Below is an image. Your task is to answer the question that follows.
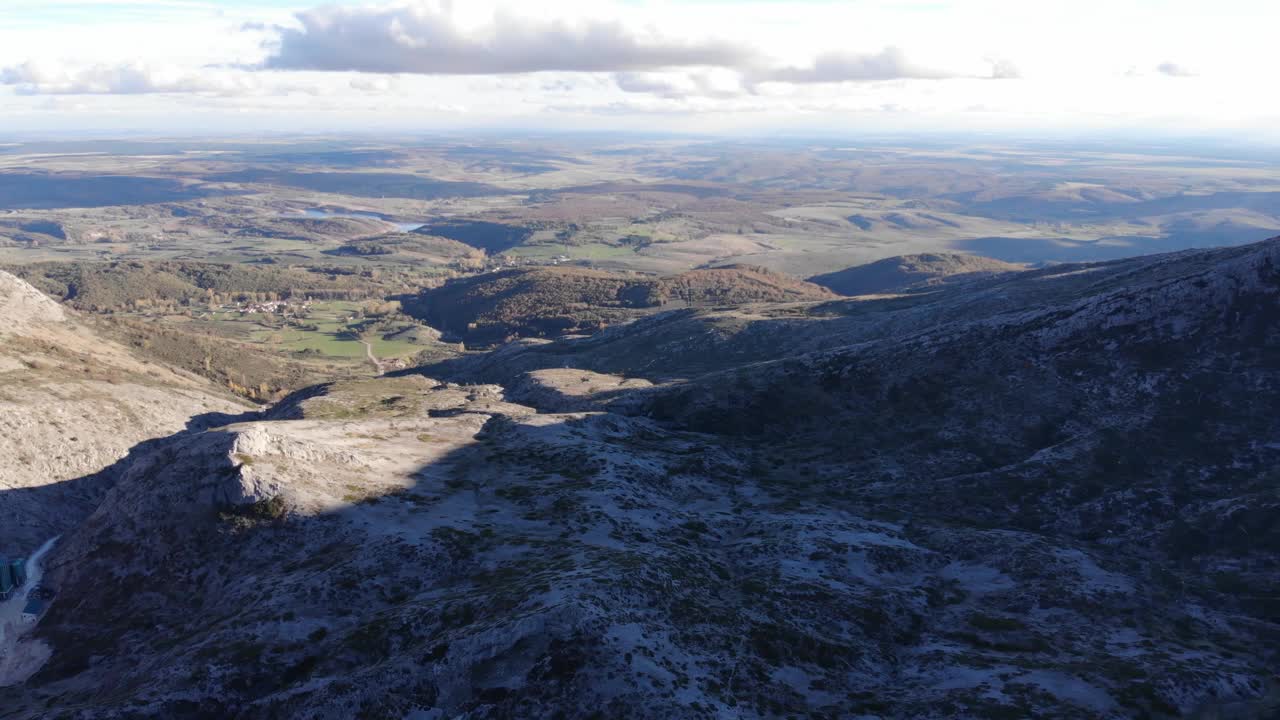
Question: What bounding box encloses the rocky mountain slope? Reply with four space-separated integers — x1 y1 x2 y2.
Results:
809 252 1025 296
404 264 835 346
0 271 249 556
2 238 1278 718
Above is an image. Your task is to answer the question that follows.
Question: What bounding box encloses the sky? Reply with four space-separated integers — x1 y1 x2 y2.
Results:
1 0 1277 139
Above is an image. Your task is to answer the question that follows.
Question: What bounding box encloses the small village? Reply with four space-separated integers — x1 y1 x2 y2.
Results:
224 298 314 316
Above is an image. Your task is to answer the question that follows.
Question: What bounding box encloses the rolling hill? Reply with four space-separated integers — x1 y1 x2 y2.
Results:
405 264 836 345
809 252 1026 296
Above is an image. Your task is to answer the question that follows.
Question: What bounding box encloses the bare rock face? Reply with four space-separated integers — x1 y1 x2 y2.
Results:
0 270 65 331
505 369 654 412
2 239 1279 718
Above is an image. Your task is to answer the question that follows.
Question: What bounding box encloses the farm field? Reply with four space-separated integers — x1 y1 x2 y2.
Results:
132 300 443 369
209 302 424 360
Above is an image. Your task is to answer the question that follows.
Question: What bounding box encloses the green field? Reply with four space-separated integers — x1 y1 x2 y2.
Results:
206 300 428 362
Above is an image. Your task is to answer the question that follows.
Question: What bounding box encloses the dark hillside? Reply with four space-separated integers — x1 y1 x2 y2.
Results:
810 252 1024 295
405 264 834 345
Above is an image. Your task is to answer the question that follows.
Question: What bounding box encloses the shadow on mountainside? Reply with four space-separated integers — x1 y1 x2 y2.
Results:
956 227 1280 264
12 362 1280 718
0 408 260 557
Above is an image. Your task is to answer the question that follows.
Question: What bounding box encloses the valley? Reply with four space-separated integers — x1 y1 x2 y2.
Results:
0 135 1277 719
4 134 1278 397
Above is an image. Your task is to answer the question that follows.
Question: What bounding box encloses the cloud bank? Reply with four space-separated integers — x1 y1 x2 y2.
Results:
260 2 1001 91
0 1 1017 107
0 61 261 95
262 2 754 75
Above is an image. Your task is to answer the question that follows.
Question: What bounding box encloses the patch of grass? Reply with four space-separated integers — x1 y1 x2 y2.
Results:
219 496 289 526
342 484 383 505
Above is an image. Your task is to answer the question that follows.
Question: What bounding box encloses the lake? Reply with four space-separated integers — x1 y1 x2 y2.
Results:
286 209 423 233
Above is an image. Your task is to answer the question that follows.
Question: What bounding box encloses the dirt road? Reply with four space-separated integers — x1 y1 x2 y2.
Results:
360 340 385 375
0 536 57 686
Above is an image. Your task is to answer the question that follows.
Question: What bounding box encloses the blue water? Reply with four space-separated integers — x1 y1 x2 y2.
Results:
287 209 423 233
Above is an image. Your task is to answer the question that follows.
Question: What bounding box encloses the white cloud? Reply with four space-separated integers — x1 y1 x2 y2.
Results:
614 70 745 99
0 60 345 97
0 61 261 95
349 75 398 93
1124 62 1199 79
987 57 1021 80
1156 61 1197 77
752 48 953 84
746 48 1020 86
